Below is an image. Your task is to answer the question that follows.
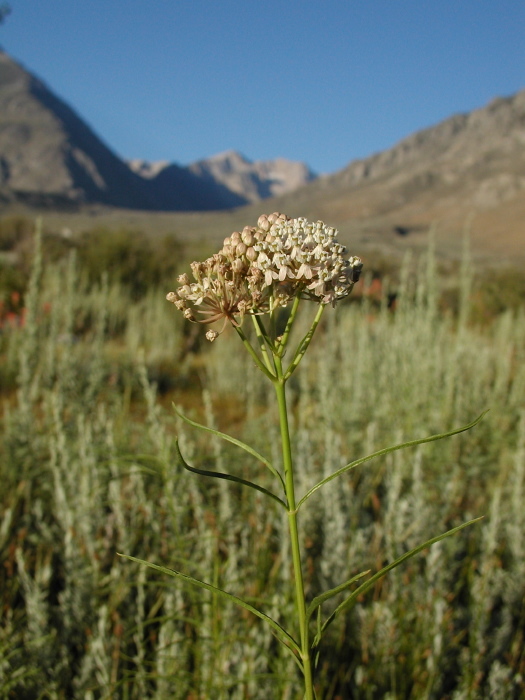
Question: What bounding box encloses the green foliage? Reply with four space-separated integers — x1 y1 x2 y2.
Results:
76 226 184 299
0 231 524 698
0 215 34 251
472 267 525 319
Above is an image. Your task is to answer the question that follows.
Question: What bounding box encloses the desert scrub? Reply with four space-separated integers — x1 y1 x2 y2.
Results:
120 213 486 699
3 220 524 699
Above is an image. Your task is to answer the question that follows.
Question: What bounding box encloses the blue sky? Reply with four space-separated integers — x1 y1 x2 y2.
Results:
1 1 523 174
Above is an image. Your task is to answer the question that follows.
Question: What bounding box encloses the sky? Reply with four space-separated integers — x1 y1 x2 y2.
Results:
1 1 524 174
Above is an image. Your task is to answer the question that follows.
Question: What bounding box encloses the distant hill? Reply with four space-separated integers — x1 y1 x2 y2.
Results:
258 89 525 263
186 150 317 202
0 51 249 210
0 51 315 210
0 49 523 263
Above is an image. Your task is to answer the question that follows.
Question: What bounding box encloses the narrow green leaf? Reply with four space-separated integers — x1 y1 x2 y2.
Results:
298 411 489 509
306 570 371 621
314 516 484 644
175 439 288 509
118 554 301 656
173 404 285 489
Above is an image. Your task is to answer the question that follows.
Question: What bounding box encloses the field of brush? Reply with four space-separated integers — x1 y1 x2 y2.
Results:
0 218 524 699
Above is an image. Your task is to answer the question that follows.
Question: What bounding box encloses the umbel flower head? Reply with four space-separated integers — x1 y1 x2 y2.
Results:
167 212 363 339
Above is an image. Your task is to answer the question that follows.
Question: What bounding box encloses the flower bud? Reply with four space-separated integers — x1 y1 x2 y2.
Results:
183 308 195 321
246 246 257 261
257 215 271 231
223 236 231 246
230 231 241 245
205 330 219 342
241 228 255 246
166 291 178 303
177 273 190 285
236 242 247 256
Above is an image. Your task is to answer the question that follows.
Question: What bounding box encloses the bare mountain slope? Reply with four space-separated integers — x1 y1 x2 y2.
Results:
187 150 317 202
0 51 157 208
0 51 246 210
260 90 525 263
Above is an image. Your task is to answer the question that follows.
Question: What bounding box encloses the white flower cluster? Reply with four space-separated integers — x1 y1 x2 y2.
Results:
167 212 362 338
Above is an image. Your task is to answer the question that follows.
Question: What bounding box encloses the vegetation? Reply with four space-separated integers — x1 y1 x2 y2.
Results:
0 220 524 699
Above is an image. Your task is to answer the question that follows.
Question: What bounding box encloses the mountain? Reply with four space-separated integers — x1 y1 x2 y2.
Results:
257 89 525 263
0 50 256 210
186 150 317 202
0 48 524 263
0 51 315 210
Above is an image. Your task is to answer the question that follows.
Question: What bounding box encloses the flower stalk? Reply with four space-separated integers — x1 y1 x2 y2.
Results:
118 212 484 697
274 362 315 698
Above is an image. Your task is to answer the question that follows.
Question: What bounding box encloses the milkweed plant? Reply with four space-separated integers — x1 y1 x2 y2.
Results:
121 212 484 699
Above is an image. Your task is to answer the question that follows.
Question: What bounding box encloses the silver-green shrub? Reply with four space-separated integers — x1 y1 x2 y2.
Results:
0 225 523 699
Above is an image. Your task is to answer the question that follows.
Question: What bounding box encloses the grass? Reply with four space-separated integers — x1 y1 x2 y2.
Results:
0 225 524 698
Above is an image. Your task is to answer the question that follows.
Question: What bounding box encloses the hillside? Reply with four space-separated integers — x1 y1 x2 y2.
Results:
264 90 525 262
0 47 523 264
0 51 315 210
187 150 316 202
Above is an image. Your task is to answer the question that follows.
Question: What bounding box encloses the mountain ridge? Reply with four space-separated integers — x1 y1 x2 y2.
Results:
0 49 523 264
0 51 315 210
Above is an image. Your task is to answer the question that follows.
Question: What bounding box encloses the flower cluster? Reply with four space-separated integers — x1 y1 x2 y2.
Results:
167 212 362 339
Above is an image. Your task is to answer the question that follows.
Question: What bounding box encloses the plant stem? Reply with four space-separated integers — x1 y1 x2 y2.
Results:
234 325 275 380
274 356 315 700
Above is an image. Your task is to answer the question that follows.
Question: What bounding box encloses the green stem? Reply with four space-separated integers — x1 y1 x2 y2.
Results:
273 356 315 700
284 303 325 380
276 292 301 357
234 324 275 380
251 314 276 375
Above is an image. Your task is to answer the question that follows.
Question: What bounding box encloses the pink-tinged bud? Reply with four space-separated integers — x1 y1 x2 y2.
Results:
205 330 219 342
222 245 233 257
246 246 257 261
230 231 241 245
236 242 247 256
241 229 255 246
257 215 271 231
223 237 231 246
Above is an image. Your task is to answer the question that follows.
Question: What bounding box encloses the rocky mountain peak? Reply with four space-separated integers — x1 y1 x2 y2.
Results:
188 150 317 202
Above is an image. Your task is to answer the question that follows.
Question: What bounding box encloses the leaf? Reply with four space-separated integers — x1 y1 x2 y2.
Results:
118 554 300 656
173 404 285 489
298 411 489 509
175 439 288 509
313 516 484 645
306 570 371 622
